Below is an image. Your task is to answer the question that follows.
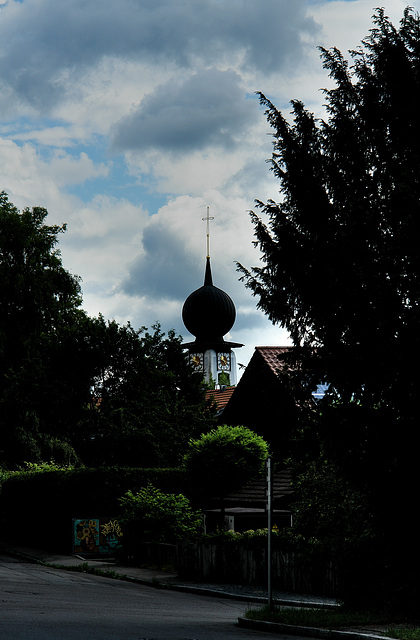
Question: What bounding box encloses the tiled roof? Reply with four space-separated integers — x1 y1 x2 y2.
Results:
205 386 236 412
219 468 293 509
254 346 292 375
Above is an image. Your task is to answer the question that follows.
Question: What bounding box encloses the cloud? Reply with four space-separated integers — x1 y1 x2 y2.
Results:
58 194 150 315
119 192 270 322
10 124 89 148
123 225 199 300
121 196 207 302
308 0 411 55
45 151 109 187
112 69 255 153
2 0 415 379
0 0 317 113
0 138 110 211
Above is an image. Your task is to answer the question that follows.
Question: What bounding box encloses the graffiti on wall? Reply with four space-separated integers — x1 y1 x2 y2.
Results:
72 518 123 555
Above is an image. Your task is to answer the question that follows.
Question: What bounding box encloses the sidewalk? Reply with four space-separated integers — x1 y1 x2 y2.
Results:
1 542 394 639
0 540 337 607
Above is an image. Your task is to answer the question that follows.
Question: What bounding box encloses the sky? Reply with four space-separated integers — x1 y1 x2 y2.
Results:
0 0 417 376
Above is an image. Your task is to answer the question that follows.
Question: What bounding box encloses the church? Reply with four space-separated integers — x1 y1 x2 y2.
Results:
181 209 243 388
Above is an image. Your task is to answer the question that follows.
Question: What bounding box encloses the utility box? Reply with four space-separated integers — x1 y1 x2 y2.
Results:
72 517 123 556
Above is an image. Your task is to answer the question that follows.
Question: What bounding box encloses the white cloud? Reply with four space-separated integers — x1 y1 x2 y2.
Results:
0 138 66 209
308 0 411 53
0 138 109 207
1 0 418 377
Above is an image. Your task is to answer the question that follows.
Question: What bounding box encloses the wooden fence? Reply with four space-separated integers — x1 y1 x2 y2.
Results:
178 543 338 595
135 542 339 597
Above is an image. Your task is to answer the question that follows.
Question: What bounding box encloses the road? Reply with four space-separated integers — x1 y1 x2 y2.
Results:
0 553 311 640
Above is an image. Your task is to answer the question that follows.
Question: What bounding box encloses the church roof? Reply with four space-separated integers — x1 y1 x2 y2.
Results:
182 257 238 345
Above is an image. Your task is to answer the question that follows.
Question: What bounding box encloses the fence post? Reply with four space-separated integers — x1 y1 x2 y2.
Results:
266 456 273 608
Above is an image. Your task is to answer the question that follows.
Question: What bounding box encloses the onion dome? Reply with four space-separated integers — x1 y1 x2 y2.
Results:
182 257 236 344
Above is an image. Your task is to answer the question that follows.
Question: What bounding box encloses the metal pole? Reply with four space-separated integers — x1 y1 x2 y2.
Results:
266 456 273 608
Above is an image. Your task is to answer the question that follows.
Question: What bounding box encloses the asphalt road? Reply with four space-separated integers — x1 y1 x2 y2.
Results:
0 553 310 640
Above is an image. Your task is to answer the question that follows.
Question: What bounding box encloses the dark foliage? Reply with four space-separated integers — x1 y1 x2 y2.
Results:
0 192 213 468
239 8 420 410
238 8 420 612
119 484 203 551
0 466 188 551
183 424 269 506
0 192 86 465
79 320 213 467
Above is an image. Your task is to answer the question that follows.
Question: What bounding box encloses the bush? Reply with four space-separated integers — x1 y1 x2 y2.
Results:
203 527 304 550
183 424 269 504
119 483 203 548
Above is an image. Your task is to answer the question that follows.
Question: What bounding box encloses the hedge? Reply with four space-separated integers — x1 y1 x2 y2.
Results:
0 466 187 552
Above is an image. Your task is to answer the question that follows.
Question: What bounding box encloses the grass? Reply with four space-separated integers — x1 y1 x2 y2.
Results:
388 630 420 640
44 561 125 581
245 605 420 639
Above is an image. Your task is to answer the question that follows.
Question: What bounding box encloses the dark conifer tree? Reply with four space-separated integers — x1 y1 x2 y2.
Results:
239 8 420 611
240 8 420 409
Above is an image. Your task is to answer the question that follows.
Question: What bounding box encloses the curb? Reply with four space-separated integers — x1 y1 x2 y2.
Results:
237 618 394 640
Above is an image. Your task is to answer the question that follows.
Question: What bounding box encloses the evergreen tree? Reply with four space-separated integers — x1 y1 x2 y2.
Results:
239 8 420 410
238 8 420 611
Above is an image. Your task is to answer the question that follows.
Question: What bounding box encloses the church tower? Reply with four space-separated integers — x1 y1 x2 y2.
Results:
182 209 243 386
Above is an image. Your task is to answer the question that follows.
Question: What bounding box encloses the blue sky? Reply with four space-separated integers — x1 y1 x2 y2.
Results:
0 0 416 374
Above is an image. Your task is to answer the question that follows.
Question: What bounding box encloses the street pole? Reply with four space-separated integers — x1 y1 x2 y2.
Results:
266 456 273 609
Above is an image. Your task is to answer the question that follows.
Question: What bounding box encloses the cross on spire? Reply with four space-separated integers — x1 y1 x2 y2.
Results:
202 206 214 258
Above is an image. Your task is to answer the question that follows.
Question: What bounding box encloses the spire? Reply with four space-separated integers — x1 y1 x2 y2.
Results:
204 256 213 286
203 207 214 285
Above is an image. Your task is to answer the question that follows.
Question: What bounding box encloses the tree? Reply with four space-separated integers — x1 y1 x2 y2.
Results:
0 192 213 468
78 320 213 468
238 8 420 610
183 424 269 508
0 192 86 465
239 7 420 409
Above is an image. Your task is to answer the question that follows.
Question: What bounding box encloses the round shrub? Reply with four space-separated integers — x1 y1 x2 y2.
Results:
183 424 269 503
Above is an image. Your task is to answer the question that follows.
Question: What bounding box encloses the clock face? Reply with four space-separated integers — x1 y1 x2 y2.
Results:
217 352 231 370
190 352 204 371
